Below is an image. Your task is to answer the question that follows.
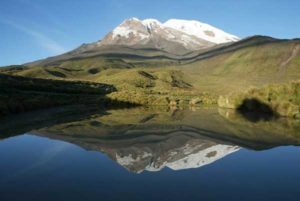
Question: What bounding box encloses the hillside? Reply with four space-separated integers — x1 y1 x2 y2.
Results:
181 36 300 94
1 36 299 106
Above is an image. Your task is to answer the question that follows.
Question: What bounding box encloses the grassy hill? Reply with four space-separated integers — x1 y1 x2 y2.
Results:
180 36 300 94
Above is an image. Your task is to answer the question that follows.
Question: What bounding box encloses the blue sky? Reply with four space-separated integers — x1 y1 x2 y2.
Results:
0 0 299 66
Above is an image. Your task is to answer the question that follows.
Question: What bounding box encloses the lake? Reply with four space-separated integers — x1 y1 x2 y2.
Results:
1 106 300 201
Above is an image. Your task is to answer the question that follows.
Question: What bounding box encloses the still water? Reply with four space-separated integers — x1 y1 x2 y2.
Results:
0 107 300 201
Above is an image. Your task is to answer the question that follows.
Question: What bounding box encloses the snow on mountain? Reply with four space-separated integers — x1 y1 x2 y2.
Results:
141 18 162 29
109 18 149 43
101 17 239 50
164 19 240 44
111 18 163 40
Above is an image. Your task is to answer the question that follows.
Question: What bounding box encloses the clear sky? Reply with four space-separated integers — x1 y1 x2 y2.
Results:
0 0 299 66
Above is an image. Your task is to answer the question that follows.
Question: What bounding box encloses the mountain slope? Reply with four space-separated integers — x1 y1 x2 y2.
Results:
181 36 300 94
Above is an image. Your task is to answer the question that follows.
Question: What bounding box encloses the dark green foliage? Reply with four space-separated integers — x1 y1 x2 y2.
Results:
45 70 67 78
0 74 137 116
0 74 116 95
219 81 300 118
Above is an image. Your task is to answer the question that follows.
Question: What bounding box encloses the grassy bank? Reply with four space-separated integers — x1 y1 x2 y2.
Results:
218 81 300 118
0 74 135 116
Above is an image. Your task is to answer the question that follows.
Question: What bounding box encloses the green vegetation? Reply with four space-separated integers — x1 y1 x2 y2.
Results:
0 74 134 116
96 69 217 105
218 81 300 118
0 73 115 94
181 38 300 95
0 64 216 106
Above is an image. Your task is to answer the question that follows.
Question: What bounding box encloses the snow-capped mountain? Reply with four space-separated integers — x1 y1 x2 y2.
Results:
99 17 239 54
32 17 240 65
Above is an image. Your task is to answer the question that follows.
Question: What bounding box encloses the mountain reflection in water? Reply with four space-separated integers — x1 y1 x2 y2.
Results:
1 106 300 173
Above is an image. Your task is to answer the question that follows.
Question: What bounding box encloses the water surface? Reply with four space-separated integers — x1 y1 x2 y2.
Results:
1 107 300 201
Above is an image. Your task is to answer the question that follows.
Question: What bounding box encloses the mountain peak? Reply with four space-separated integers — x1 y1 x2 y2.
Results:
142 19 162 28
127 17 140 22
96 18 240 55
